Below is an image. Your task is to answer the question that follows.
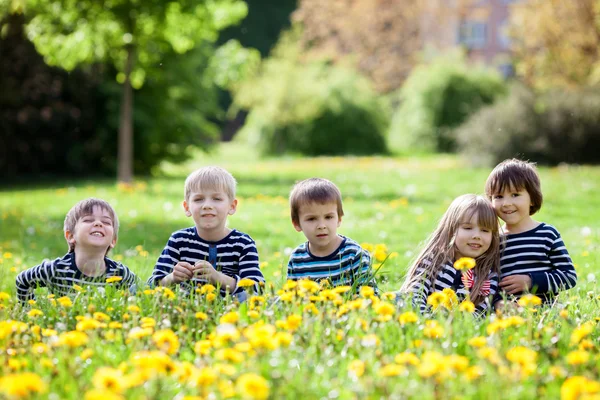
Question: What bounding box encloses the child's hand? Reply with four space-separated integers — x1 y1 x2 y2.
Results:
169 262 195 284
499 274 532 295
193 260 220 283
194 260 237 292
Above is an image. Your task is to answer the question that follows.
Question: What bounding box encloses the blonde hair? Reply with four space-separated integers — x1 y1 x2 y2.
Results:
400 194 501 305
184 166 237 201
289 178 344 226
63 198 119 254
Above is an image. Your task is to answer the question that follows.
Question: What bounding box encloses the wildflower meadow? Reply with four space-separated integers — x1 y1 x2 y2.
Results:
0 145 599 399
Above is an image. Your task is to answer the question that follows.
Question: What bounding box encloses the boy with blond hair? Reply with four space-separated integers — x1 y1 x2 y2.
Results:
287 178 378 293
148 166 264 298
16 198 138 301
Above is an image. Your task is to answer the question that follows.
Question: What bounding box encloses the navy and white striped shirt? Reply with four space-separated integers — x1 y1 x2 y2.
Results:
409 259 499 315
148 227 264 296
15 253 138 302
287 236 379 293
499 222 576 301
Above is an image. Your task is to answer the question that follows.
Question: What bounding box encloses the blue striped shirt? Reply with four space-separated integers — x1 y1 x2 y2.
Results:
287 236 379 293
499 222 576 301
148 227 264 296
408 259 499 315
15 253 138 302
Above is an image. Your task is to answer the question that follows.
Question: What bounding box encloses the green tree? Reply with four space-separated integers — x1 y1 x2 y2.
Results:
23 0 248 183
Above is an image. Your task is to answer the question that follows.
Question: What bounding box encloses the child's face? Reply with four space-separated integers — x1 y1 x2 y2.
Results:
183 186 237 237
293 201 342 256
454 212 492 260
490 185 533 232
65 206 116 252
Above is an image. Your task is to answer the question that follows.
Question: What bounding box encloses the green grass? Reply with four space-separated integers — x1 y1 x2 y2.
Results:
1 143 599 399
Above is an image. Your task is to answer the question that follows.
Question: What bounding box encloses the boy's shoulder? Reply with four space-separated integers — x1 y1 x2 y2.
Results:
339 236 368 255
225 229 256 245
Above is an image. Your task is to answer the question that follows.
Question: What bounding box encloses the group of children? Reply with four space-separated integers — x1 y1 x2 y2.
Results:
16 158 577 314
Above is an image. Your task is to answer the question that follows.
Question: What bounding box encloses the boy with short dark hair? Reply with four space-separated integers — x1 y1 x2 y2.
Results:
16 198 138 302
287 178 378 292
148 166 265 298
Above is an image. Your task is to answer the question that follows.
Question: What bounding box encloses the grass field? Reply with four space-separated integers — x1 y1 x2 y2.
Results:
0 144 599 398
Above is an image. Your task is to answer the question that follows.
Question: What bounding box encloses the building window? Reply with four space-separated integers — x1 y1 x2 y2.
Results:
458 21 487 49
497 22 511 49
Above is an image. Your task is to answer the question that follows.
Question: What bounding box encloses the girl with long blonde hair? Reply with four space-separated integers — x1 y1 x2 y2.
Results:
400 194 501 314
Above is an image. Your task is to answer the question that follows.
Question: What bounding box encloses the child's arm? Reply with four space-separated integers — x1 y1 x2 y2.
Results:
229 239 264 296
408 265 433 314
147 235 193 287
15 259 56 302
528 229 577 295
352 249 379 295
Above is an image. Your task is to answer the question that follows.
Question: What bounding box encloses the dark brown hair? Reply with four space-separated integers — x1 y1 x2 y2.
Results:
485 158 543 215
289 178 344 225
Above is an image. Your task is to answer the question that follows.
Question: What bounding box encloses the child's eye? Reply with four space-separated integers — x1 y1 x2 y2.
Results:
307 217 316 221
214 197 222 201
325 216 333 220
482 229 490 233
493 195 502 199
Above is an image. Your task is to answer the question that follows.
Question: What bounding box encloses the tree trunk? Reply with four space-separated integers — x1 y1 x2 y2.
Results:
117 44 135 184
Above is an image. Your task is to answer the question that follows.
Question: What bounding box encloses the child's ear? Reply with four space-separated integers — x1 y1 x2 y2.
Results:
182 200 192 217
292 220 302 232
64 230 76 245
228 199 238 215
337 216 343 227
109 236 117 249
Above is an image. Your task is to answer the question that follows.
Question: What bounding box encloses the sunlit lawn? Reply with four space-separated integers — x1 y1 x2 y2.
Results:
0 143 599 399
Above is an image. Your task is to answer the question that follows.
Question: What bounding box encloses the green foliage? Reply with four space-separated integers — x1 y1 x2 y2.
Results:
457 84 600 166
233 31 389 156
389 51 508 154
97 45 224 175
24 0 248 88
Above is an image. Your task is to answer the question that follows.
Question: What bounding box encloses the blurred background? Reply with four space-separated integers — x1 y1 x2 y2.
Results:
1 0 600 183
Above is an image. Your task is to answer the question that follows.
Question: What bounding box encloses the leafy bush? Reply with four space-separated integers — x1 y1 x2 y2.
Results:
232 31 389 156
389 51 507 154
457 84 600 166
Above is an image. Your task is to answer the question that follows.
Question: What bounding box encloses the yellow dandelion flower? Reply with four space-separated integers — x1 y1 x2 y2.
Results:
379 364 406 377
195 312 208 320
80 349 94 360
441 288 458 309
423 320 444 338
517 294 542 307
92 367 125 393
215 348 245 363
57 331 89 348
140 317 156 328
27 309 43 318
0 372 47 397
237 278 256 288
106 276 123 283
570 322 594 346
0 292 10 301
153 329 180 355
464 365 483 381
127 327 153 340
191 368 218 387
359 286 375 298
566 350 590 366
57 296 73 307
236 373 270 400
398 311 418 325
459 300 475 313
31 342 50 355
348 360 365 377
454 257 476 271
195 340 212 356
427 292 447 311
374 302 395 318
561 376 600 400
467 336 487 348
394 352 420 366
220 312 240 325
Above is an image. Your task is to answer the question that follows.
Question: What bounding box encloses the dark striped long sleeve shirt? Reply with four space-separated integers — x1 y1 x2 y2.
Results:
409 259 499 315
499 222 577 302
147 227 264 296
15 253 138 302
287 236 379 294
